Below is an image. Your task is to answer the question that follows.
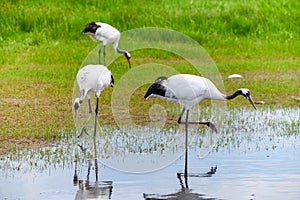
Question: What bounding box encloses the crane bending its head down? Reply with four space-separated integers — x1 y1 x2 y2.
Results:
144 74 256 132
82 22 131 68
74 65 114 137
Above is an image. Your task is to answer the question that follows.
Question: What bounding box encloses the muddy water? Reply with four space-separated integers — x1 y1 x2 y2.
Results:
0 107 299 200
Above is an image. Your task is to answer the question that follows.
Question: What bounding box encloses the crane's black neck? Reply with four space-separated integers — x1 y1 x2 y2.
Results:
225 90 244 100
117 48 130 58
110 75 114 87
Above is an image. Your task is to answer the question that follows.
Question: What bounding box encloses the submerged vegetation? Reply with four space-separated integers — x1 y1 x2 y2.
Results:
1 107 299 172
0 0 299 153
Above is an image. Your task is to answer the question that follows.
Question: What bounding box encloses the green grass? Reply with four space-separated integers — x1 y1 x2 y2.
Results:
0 0 299 152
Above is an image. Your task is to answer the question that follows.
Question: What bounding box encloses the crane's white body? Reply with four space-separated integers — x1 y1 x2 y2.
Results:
76 64 112 101
146 74 227 109
165 74 225 108
86 22 121 51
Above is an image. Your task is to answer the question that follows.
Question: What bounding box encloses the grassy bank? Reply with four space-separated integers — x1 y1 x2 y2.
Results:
0 0 299 153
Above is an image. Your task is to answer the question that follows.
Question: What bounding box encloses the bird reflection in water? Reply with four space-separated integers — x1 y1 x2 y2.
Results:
143 166 217 200
73 138 113 200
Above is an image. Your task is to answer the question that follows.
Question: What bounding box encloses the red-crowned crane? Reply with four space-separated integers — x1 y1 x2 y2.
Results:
82 22 131 68
144 74 256 175
74 64 114 137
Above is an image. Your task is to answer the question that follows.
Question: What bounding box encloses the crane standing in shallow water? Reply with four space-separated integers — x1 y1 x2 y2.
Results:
82 22 131 68
144 74 256 175
74 64 114 137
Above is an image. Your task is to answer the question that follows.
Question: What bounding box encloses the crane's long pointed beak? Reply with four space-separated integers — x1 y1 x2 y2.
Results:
127 58 131 68
247 96 257 110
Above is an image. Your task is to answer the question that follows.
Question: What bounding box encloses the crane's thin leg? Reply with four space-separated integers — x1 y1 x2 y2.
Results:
184 109 189 180
78 98 93 138
86 158 91 185
187 121 217 133
95 158 99 182
94 97 99 137
103 46 106 66
177 108 217 133
98 45 104 64
93 137 98 181
177 107 186 124
176 107 189 188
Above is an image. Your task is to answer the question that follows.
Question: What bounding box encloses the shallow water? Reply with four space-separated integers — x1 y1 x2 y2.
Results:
0 107 299 200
